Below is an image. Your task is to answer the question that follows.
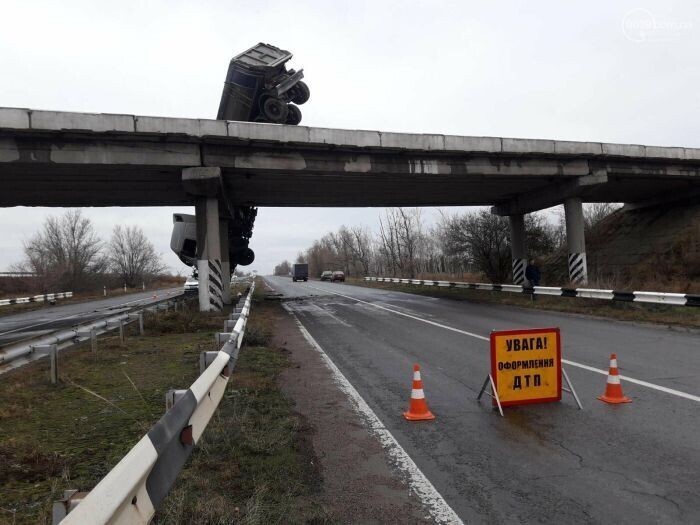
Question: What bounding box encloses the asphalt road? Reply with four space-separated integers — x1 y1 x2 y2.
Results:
0 287 182 348
263 276 700 524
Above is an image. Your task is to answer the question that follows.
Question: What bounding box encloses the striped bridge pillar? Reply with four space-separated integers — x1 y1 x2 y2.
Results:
568 252 588 285
508 214 527 285
512 258 527 285
195 197 224 312
564 197 588 285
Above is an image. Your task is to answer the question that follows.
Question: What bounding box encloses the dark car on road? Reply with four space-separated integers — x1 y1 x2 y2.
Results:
331 271 345 283
320 271 333 281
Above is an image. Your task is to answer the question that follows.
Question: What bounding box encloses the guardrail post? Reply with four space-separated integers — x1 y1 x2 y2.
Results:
52 489 88 524
91 328 97 353
138 312 144 335
216 332 231 347
224 319 237 332
119 321 125 344
165 389 188 412
199 351 221 374
50 344 58 384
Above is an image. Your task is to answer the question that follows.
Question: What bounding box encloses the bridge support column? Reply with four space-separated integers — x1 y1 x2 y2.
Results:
508 214 527 285
564 197 588 285
219 218 232 305
195 197 224 312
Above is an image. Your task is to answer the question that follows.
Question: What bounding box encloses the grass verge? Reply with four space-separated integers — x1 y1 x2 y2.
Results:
348 278 700 328
153 299 330 524
0 294 328 524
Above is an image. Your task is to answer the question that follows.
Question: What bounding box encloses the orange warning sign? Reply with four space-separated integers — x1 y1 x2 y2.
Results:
490 327 561 406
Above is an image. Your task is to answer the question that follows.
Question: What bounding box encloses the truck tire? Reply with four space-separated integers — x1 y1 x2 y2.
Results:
291 81 310 104
286 104 302 125
262 97 288 123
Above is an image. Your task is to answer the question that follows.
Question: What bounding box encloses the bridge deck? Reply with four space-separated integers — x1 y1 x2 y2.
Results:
0 107 698 208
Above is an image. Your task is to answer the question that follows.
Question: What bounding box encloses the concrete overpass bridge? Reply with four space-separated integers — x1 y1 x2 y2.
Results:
1 107 698 308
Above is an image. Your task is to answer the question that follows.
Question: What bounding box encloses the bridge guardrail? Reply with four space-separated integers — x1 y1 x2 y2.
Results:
364 277 700 307
0 292 184 368
54 282 255 524
0 291 73 306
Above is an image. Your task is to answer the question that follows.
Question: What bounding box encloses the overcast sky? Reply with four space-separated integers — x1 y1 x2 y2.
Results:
0 1 698 275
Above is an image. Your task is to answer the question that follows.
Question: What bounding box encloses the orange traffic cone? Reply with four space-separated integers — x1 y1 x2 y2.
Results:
598 353 632 404
403 364 435 421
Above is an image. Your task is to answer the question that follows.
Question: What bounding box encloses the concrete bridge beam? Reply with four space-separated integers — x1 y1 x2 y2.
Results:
508 215 527 285
564 197 588 285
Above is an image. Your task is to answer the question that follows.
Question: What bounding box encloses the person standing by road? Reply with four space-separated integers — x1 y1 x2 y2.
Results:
525 259 541 300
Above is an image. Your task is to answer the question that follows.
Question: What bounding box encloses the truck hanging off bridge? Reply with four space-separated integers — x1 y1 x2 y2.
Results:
171 43 310 279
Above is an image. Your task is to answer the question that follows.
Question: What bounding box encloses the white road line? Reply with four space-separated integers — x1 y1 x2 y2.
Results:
307 284 700 404
306 284 489 341
560 359 700 403
284 304 463 525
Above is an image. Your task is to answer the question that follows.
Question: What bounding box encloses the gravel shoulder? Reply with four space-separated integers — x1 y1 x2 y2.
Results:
271 300 430 524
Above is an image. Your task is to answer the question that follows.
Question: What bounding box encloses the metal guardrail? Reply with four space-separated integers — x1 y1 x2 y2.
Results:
0 293 184 368
54 282 255 524
364 277 700 307
0 291 73 306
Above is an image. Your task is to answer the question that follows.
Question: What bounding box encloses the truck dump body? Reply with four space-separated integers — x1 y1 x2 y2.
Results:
217 42 310 125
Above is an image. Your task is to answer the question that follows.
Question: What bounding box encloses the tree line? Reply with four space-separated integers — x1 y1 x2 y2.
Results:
11 209 167 292
276 205 618 283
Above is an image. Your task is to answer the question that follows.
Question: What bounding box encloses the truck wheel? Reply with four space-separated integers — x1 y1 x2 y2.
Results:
286 104 302 125
291 81 310 104
262 97 288 123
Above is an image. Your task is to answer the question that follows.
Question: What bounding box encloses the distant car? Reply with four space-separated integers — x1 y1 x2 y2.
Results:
184 276 199 294
331 271 345 283
320 271 333 281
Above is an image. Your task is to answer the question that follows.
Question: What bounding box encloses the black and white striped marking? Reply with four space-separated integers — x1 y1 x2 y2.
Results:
512 258 526 285
568 252 587 285
0 291 72 307
207 259 224 310
365 277 699 307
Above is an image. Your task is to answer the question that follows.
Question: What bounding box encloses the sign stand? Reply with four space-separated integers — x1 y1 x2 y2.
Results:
561 367 583 410
477 374 504 417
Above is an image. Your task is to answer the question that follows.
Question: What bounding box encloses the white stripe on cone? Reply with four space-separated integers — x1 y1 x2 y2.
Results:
607 375 621 385
411 389 425 399
610 359 618 367
413 371 421 380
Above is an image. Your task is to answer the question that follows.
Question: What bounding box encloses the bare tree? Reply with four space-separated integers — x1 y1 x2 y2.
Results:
584 203 621 233
377 208 424 277
441 210 511 282
273 260 292 276
107 225 166 287
19 209 104 291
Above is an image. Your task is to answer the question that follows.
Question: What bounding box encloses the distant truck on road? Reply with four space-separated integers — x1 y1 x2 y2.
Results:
292 263 309 282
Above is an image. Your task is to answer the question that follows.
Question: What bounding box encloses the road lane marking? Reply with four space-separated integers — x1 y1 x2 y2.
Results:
559 359 700 403
284 304 464 525
307 284 700 404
